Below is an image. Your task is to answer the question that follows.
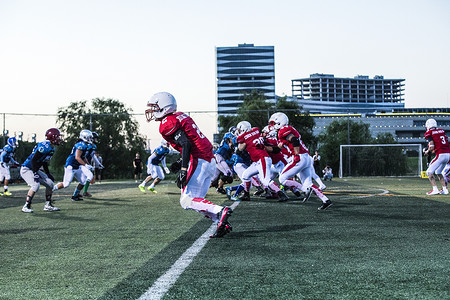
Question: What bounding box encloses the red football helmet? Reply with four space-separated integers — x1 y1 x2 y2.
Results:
45 128 63 145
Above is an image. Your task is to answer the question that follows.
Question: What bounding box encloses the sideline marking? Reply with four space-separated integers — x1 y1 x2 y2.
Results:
137 201 240 300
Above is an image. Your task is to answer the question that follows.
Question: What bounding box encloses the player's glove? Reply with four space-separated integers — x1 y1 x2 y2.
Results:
0 162 5 168
33 172 40 183
169 159 182 173
293 154 300 164
164 167 170 174
176 169 187 189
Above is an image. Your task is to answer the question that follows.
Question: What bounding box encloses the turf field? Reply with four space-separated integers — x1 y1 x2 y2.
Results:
0 177 449 299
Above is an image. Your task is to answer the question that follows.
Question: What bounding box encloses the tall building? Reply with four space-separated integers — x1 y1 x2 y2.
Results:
292 73 405 113
216 44 275 115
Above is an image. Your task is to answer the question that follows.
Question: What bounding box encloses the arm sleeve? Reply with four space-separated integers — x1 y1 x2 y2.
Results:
172 129 192 169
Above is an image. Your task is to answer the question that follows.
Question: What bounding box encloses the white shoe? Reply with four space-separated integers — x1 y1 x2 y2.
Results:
44 204 60 211
22 205 33 213
319 185 327 190
439 188 449 195
426 190 440 195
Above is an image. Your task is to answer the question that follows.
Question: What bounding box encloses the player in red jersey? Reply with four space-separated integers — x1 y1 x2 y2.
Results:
270 112 332 210
423 118 450 195
235 121 288 201
146 92 232 238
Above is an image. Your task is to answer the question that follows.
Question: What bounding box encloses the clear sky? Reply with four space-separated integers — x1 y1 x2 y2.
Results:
1 0 449 144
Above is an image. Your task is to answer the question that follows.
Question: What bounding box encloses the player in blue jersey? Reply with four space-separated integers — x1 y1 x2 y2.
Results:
211 132 234 194
138 139 171 193
0 137 20 196
82 132 103 197
20 128 63 213
53 129 94 201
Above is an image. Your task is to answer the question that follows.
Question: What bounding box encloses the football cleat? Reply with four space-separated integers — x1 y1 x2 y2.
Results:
293 189 302 198
22 204 33 213
71 195 83 201
277 190 289 202
216 187 226 195
44 203 60 211
302 188 313 203
148 187 157 193
318 200 333 211
210 207 233 238
82 192 92 197
139 186 145 193
253 186 265 196
319 185 327 190
225 187 232 200
239 191 250 201
439 188 449 195
426 190 440 195
3 191 12 196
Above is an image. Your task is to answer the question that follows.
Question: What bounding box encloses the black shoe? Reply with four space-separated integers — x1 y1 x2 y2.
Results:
239 191 250 201
318 200 333 210
302 188 313 203
216 187 226 195
71 195 84 201
211 207 233 238
293 189 302 198
253 187 265 196
277 190 289 202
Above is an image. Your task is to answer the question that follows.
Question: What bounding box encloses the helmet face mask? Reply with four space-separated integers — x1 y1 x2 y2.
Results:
262 125 276 138
425 118 437 131
269 112 289 130
146 92 177 121
45 128 63 145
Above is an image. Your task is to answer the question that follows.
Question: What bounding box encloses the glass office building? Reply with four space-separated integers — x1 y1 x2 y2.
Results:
216 44 275 115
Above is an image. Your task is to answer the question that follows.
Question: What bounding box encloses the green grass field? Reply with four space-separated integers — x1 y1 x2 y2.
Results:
1 177 449 299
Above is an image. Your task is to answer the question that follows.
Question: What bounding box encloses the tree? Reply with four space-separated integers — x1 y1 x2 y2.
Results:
217 92 315 148
318 119 373 174
53 98 146 179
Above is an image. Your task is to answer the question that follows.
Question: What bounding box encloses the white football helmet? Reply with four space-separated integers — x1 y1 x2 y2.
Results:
79 129 93 143
161 139 169 147
236 121 252 135
146 92 177 121
261 125 276 139
425 118 437 130
269 112 289 130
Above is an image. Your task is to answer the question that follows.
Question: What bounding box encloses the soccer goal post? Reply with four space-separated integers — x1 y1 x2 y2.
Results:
339 144 423 178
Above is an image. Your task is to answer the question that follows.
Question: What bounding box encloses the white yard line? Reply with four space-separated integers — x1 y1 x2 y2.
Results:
137 201 240 300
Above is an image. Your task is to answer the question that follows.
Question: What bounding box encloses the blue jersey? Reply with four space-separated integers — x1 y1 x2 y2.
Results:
150 146 170 165
216 141 233 161
22 141 55 170
0 145 16 164
65 141 89 169
86 143 97 161
230 150 252 167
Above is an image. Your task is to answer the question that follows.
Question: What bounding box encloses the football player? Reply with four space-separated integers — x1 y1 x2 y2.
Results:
423 118 450 195
138 139 171 193
0 137 20 196
20 128 63 213
146 92 232 238
270 112 332 210
53 129 94 201
82 132 103 197
211 132 234 194
234 121 288 202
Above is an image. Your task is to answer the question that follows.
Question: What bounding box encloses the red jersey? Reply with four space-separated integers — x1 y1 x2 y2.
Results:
264 137 287 165
159 112 214 161
236 127 269 162
425 128 450 155
277 125 309 155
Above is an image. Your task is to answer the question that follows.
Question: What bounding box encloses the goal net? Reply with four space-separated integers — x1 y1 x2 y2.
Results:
339 144 423 178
